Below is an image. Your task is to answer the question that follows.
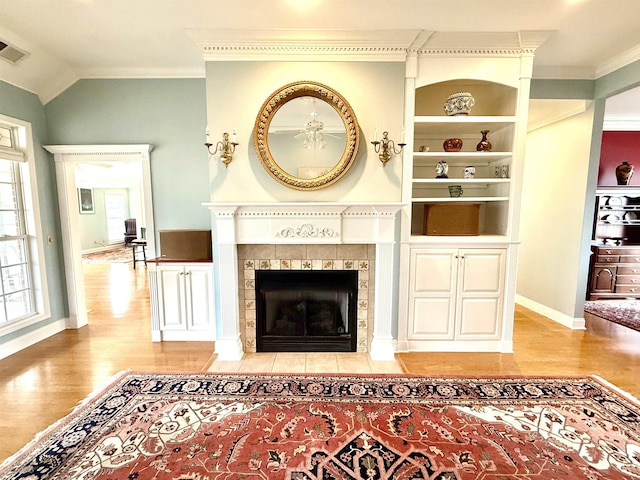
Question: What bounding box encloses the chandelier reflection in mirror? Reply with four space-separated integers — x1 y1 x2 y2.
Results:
303 114 326 150
297 98 344 150
205 130 238 168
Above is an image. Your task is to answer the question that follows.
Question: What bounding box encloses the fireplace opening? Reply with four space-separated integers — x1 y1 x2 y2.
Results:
256 270 358 352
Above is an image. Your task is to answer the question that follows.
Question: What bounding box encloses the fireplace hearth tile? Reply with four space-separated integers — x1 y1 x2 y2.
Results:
336 353 373 373
305 354 338 373
311 259 323 270
323 260 333 270
272 353 307 372
240 353 276 372
291 259 302 270
333 259 344 270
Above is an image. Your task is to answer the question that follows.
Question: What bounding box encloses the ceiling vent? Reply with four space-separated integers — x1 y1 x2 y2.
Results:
0 40 29 65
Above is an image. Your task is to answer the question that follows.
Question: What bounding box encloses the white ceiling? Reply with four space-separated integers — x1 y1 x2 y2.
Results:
1 0 640 105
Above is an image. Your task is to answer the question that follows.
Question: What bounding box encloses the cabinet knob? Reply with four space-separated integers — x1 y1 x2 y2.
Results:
185 271 191 275
631 288 638 292
633 269 640 273
179 272 184 275
605 249 613 254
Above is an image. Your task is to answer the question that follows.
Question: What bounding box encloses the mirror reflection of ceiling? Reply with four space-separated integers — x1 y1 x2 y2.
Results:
270 97 343 133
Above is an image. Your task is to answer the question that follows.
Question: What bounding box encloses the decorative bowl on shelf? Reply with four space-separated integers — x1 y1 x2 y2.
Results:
443 92 475 116
443 138 463 152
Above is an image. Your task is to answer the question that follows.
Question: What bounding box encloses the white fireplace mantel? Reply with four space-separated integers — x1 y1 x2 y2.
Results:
205 202 404 361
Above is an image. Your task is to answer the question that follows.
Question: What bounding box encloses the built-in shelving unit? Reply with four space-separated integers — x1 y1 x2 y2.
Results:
398 64 532 354
408 81 517 238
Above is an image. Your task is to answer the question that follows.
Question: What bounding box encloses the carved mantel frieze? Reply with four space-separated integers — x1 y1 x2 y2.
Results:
204 202 404 244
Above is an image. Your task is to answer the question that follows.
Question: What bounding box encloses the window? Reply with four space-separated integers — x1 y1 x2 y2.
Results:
0 115 49 333
105 192 126 244
0 158 33 322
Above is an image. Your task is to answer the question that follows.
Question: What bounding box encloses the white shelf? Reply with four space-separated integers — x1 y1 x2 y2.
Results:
413 151 511 159
413 178 510 185
414 116 516 135
412 197 509 203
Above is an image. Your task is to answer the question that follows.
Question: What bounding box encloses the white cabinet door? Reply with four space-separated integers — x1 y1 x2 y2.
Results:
408 249 457 339
157 265 187 331
185 266 213 331
408 248 505 341
456 249 505 340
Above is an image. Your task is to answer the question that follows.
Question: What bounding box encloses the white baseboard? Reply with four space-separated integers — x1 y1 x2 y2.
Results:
516 295 586 330
0 318 68 360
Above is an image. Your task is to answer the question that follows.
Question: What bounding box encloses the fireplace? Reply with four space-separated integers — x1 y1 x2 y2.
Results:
256 270 358 352
205 202 402 361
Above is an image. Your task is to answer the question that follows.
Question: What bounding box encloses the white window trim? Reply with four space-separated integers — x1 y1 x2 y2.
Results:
0 114 51 336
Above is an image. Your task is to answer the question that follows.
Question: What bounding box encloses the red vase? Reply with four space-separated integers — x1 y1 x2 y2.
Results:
476 130 492 152
443 138 463 152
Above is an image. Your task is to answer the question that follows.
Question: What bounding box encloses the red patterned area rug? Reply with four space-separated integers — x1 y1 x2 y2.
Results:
82 245 132 264
584 300 640 333
2 373 640 479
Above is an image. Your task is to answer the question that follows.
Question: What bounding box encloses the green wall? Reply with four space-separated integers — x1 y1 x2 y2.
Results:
45 78 210 232
0 80 68 344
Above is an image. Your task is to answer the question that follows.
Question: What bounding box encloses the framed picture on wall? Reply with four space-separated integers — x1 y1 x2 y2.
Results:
78 187 95 214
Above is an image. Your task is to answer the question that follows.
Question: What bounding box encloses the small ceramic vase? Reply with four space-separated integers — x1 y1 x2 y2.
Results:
616 161 634 185
443 92 475 116
436 160 449 178
476 130 492 152
443 138 463 152
463 166 476 179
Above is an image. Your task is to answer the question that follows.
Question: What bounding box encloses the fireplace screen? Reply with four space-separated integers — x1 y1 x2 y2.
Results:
256 270 357 352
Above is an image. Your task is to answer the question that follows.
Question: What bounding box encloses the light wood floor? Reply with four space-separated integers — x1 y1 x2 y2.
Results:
1 262 640 463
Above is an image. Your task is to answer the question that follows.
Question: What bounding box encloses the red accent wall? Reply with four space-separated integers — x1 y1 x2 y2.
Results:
599 131 640 186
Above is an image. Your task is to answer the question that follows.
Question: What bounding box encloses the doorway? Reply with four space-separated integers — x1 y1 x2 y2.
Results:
45 144 155 330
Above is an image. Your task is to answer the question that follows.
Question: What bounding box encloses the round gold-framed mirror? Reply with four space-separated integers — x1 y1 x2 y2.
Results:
253 81 360 191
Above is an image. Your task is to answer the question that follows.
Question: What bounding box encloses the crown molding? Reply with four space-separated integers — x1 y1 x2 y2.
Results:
415 31 552 57
597 43 640 79
190 29 421 62
190 29 549 62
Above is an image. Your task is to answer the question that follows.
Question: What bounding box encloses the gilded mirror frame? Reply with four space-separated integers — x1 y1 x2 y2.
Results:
253 81 360 191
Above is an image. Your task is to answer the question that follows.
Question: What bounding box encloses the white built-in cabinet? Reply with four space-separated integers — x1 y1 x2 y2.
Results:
149 262 215 342
407 248 506 347
397 50 533 353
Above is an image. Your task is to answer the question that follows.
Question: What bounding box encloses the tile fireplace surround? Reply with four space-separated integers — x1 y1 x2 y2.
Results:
205 202 403 361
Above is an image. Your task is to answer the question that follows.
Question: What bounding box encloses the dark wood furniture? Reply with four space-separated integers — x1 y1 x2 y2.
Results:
588 190 640 299
124 218 137 247
131 239 147 269
589 245 640 299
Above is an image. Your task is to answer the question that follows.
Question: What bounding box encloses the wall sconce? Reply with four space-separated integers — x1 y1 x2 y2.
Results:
205 130 238 168
371 129 405 166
